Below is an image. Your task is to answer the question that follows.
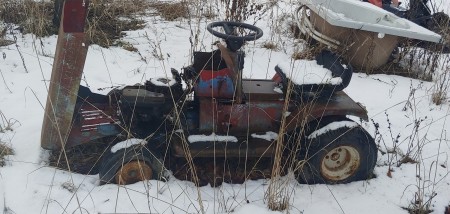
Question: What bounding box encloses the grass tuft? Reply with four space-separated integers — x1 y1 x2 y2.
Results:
0 0 149 48
0 142 14 167
262 41 278 50
149 1 189 21
0 0 56 36
85 0 148 47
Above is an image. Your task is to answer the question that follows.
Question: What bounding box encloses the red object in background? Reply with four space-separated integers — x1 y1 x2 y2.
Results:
368 0 382 7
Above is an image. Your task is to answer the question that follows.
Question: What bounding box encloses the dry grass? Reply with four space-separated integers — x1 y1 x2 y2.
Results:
0 0 56 36
85 0 148 47
149 1 189 21
0 25 14 47
262 41 278 50
0 111 19 133
0 0 150 48
0 111 17 167
0 142 13 167
291 46 322 60
431 90 447 105
431 57 450 105
0 39 14 47
220 0 264 21
49 141 110 175
291 50 314 60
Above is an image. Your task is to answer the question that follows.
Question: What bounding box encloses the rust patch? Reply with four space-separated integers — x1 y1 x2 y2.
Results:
63 0 89 33
285 91 368 131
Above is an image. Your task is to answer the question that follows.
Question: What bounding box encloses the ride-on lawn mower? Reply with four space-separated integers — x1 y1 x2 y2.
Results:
41 0 378 185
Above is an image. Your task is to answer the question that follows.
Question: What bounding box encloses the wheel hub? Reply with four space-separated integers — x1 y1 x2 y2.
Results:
115 160 153 185
320 146 360 181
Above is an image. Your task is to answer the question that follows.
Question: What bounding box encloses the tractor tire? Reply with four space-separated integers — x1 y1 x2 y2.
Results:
298 124 377 184
99 144 164 185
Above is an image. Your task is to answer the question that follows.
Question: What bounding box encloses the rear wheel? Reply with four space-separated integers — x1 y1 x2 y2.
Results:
298 123 377 184
99 144 164 185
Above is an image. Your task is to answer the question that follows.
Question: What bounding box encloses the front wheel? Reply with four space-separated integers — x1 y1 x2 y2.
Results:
298 123 377 184
99 143 164 185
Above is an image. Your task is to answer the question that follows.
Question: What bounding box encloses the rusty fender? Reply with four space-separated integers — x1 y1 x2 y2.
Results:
285 91 368 131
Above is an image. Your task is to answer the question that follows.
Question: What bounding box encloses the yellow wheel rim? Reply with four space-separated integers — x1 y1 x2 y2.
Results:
320 146 360 181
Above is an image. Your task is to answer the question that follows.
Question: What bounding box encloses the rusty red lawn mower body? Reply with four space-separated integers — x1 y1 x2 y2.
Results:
41 0 377 185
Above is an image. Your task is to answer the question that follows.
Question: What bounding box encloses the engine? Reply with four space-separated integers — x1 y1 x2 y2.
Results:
117 69 184 138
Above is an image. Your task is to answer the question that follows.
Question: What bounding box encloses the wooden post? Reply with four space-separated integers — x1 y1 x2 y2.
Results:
41 0 89 150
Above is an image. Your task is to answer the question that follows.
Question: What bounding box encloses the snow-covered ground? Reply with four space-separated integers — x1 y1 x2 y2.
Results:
0 0 449 213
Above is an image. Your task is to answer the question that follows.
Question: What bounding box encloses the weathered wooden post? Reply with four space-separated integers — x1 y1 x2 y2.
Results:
41 0 89 150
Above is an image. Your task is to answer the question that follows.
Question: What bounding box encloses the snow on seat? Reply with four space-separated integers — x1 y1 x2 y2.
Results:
273 50 353 98
276 60 343 86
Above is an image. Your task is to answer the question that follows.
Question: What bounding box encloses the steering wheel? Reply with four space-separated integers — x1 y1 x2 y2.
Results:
207 21 263 51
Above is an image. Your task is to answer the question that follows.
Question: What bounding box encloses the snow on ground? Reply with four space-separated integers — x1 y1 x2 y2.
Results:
0 0 449 214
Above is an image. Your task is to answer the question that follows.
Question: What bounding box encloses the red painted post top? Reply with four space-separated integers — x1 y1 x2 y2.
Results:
63 0 89 32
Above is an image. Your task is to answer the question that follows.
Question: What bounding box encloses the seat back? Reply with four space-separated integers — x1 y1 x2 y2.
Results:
193 50 244 99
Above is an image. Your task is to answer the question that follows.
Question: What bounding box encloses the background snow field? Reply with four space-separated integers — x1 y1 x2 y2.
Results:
0 0 449 213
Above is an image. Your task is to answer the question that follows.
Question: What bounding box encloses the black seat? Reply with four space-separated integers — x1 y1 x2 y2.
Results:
184 50 245 81
275 50 353 99
191 50 245 72
192 50 228 72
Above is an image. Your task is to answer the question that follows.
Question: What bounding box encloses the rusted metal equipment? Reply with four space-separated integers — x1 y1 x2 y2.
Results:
41 0 89 150
42 17 377 186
